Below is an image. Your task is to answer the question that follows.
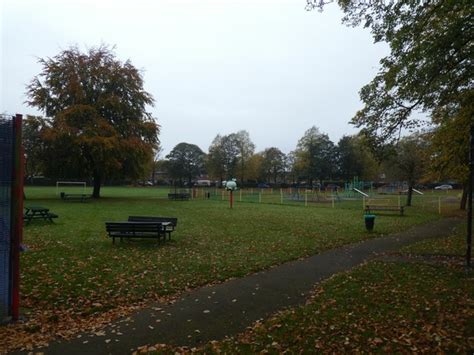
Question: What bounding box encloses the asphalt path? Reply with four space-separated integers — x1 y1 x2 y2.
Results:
30 217 461 355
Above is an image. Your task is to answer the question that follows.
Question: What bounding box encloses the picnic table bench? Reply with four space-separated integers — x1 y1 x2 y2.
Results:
128 216 177 240
24 206 58 224
168 193 190 200
60 192 91 202
105 221 171 244
365 205 404 215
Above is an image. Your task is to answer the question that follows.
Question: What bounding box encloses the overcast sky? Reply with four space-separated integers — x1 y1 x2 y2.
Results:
1 0 388 156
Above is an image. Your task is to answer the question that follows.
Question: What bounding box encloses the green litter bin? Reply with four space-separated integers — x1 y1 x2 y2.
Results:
364 214 376 231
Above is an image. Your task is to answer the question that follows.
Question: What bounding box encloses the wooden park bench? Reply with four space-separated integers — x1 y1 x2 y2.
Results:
60 192 91 202
168 193 190 200
365 205 404 215
128 216 177 240
105 221 167 244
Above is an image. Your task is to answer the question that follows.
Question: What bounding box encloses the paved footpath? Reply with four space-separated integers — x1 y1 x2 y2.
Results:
36 217 461 355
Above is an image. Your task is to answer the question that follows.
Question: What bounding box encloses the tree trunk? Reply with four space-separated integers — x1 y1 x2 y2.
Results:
92 172 102 198
460 187 467 210
406 184 413 206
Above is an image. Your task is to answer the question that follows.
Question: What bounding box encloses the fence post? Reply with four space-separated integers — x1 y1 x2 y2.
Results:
332 195 335 208
438 196 441 214
259 192 262 203
280 188 283 204
239 189 242 202
398 194 401 207
305 192 308 207
222 190 224 201
363 196 365 210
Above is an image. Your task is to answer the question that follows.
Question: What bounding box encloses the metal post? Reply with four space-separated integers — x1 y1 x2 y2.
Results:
230 190 233 209
466 125 473 268
11 114 23 321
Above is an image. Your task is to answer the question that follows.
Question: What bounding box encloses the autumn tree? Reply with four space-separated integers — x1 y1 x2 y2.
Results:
387 135 427 206
426 98 472 209
206 131 255 184
286 151 299 185
206 134 239 182
260 147 287 184
26 45 159 198
246 153 264 183
336 135 378 181
307 0 472 207
232 130 256 184
306 1 472 140
22 115 47 182
166 142 206 186
294 126 336 186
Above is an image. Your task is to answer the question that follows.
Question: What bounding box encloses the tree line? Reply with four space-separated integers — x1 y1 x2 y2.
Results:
23 0 471 209
158 127 379 187
154 125 467 209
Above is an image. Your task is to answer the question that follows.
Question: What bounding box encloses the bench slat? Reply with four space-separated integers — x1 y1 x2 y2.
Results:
105 221 167 244
365 205 404 215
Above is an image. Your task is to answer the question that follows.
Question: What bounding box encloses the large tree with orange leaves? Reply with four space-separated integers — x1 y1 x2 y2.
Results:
26 45 159 197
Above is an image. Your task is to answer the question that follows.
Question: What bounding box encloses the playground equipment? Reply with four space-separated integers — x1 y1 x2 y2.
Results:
224 179 238 208
343 177 373 198
353 188 369 197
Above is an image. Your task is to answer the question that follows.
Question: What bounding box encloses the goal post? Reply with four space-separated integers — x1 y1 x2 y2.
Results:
56 181 86 195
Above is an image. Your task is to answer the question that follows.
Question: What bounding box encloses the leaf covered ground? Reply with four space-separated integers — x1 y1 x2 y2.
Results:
139 218 473 354
0 187 443 351
146 263 473 353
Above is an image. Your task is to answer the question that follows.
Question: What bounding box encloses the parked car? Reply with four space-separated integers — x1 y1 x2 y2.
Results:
257 183 270 188
434 184 453 190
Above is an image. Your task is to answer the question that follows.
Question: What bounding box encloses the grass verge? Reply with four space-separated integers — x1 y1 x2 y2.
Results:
1 186 442 351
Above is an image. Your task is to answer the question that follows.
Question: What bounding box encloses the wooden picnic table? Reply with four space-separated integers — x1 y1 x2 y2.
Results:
24 206 58 224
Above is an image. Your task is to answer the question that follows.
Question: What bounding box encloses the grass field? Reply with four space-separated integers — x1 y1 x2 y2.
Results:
0 186 459 351
174 261 473 354
152 222 473 354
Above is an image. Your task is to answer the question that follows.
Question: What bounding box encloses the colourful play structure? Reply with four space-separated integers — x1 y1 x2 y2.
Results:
341 177 374 198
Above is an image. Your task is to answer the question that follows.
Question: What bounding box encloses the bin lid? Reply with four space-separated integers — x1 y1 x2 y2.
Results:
364 214 376 219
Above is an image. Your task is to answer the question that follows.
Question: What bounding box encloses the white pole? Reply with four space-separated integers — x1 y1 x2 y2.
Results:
305 192 308 207
438 196 441 214
280 188 283 204
332 195 335 208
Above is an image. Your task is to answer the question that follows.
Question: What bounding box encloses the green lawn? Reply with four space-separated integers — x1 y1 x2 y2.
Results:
179 262 472 354
152 228 473 354
401 222 467 256
1 186 445 351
